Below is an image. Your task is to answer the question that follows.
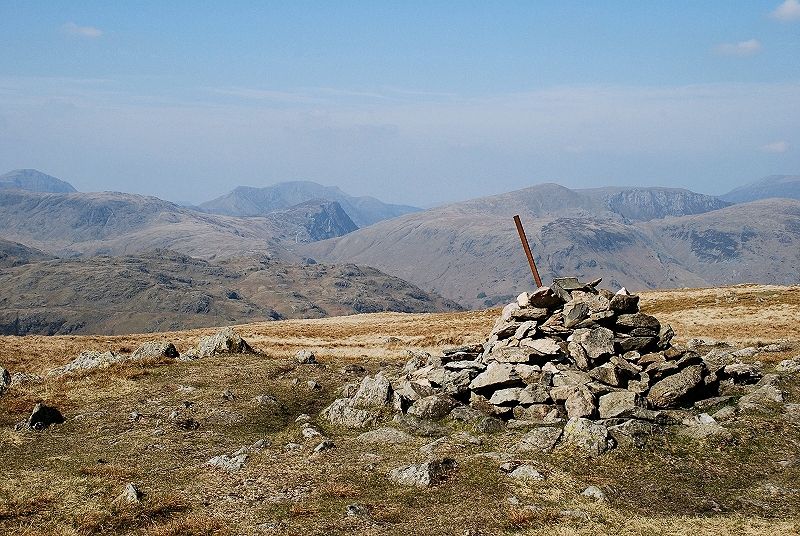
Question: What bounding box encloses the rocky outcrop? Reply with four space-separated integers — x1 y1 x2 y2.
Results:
197 328 254 357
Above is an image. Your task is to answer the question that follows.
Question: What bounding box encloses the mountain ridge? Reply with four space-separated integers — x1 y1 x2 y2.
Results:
0 169 77 193
199 180 420 227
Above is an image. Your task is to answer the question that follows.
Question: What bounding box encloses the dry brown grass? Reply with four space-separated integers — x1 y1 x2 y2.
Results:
0 284 798 535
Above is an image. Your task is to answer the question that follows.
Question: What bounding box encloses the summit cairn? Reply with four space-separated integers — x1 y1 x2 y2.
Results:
324 277 763 454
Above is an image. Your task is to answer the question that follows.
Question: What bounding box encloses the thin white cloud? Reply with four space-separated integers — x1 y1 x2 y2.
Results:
771 0 800 21
714 39 762 57
761 140 789 153
62 22 103 38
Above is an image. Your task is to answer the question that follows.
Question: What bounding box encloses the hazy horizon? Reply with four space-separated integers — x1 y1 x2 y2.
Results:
1 1 799 206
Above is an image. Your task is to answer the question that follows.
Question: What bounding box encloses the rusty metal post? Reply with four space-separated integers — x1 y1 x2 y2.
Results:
513 215 543 288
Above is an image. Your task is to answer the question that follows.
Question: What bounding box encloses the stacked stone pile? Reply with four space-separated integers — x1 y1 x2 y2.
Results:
394 276 744 423
324 277 765 449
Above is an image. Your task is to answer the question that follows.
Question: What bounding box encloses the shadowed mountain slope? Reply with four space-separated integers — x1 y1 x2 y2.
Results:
0 251 461 335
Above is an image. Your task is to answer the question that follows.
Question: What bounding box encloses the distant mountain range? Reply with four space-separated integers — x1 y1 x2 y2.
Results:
305 183 800 308
721 175 800 204
1 168 799 327
199 181 420 227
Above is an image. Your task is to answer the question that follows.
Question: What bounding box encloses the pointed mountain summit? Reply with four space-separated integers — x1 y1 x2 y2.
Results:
0 169 77 193
199 180 419 227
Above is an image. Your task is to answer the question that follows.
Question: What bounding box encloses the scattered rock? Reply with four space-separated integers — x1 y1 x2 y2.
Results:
776 357 800 374
581 485 606 500
322 399 379 429
508 464 544 481
350 373 393 409
407 395 456 420
197 327 253 357
132 341 179 359
296 349 317 364
388 458 456 487
562 417 612 456
207 452 248 472
113 483 143 506
514 426 563 452
313 440 335 453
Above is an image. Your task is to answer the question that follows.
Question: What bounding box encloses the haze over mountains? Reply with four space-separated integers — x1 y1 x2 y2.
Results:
306 181 800 308
720 175 800 204
1 168 799 330
199 181 420 227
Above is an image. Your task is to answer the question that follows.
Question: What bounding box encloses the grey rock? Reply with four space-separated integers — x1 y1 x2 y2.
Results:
588 362 624 387
313 439 336 453
582 485 606 500
489 387 523 406
448 405 486 423
577 327 615 359
723 362 762 384
520 338 562 356
617 336 656 353
609 292 639 313
562 417 612 456
563 302 590 328
444 360 486 372
647 365 704 409
513 321 538 340
473 416 506 434
346 503 369 517
351 373 392 408
388 458 456 487
321 399 379 429
776 357 800 373
132 341 179 360
527 286 565 309
567 341 591 370
469 363 522 391
50 350 123 375
407 395 456 420
197 327 253 357
514 426 563 452
117 483 143 505
738 384 784 411
207 452 248 471
607 419 660 448
518 384 551 405
490 347 534 363
512 404 557 422
616 313 660 332
711 406 736 422
598 391 645 419
509 464 544 481
565 387 596 419
295 349 317 364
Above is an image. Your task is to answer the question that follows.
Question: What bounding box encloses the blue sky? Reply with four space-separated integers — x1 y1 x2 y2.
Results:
1 1 798 205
